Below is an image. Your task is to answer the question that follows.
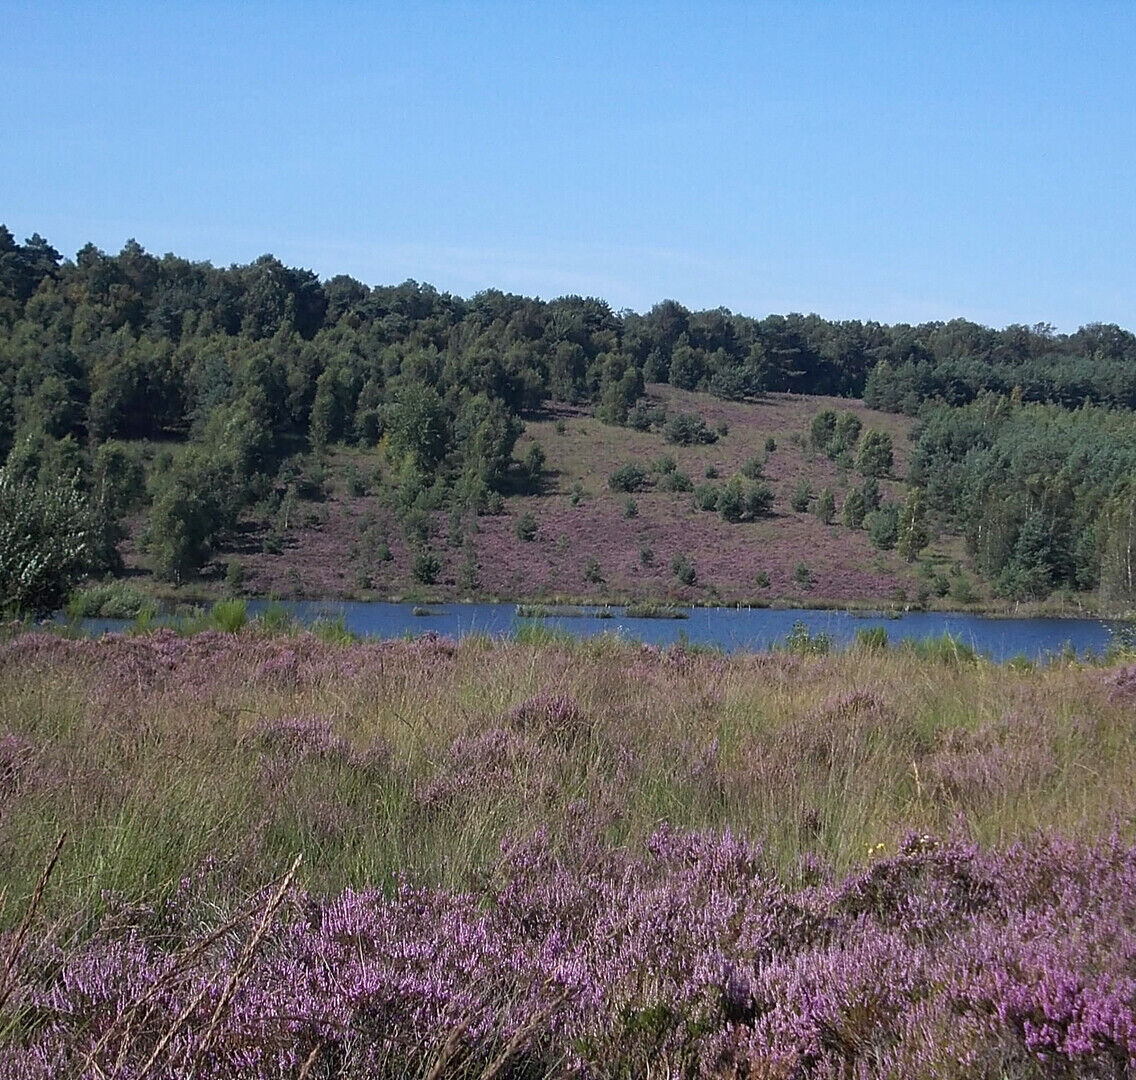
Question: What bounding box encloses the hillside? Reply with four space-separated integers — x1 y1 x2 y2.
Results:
5 228 1134 615
118 387 957 607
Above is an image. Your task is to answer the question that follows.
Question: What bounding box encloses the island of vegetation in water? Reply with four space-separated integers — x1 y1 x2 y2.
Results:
3 226 1136 621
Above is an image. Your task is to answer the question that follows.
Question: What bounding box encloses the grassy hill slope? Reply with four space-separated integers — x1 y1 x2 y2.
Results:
121 387 966 607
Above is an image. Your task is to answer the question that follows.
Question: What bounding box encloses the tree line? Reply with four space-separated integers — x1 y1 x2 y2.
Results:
3 225 1136 607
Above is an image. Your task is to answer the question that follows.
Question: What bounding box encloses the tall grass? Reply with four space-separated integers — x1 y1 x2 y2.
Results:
1 628 1133 922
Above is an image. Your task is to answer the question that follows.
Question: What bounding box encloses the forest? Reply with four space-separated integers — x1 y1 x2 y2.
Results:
3 225 1136 610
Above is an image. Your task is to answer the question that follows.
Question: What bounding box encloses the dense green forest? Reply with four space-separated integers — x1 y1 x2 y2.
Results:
2 226 1136 609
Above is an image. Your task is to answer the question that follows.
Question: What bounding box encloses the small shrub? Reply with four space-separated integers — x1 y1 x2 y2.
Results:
523 442 546 483
627 401 666 430
311 614 355 644
693 484 720 512
790 479 812 513
659 470 693 493
793 562 814 588
67 581 156 620
784 621 831 655
583 557 604 584
609 463 649 492
950 574 979 604
402 509 435 548
225 560 245 591
855 429 894 478
257 600 296 633
446 509 465 549
741 456 764 480
343 462 366 497
412 550 441 584
814 488 835 525
867 505 899 550
764 436 776 453
555 419 567 435
623 497 639 519
841 487 867 528
704 465 720 479
663 413 717 446
906 633 981 666
515 512 538 541
458 541 479 591
754 570 771 588
671 553 696 585
639 544 655 566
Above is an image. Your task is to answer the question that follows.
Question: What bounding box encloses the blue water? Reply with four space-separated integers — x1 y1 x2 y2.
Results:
177 600 1128 663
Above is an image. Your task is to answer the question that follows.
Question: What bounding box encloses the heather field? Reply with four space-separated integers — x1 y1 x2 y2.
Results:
3 627 1136 1076
157 388 933 607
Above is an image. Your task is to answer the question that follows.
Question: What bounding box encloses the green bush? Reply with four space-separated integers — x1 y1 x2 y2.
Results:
66 581 155 620
790 479 812 513
225 560 246 591
663 413 717 446
950 574 979 604
515 511 538 541
412 550 441 584
784 621 831 655
659 470 693 493
609 463 649 492
855 429 894 478
671 553 696 585
343 461 366 497
693 484 720 511
841 487 867 528
740 456 764 480
815 488 836 525
867 505 900 550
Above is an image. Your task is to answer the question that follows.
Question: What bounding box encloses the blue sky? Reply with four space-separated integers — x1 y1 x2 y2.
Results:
3 2 1134 328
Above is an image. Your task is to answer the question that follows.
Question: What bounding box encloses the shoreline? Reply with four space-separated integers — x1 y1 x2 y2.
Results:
76 580 1133 624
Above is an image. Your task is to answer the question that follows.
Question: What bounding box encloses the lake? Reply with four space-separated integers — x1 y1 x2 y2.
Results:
159 600 1132 662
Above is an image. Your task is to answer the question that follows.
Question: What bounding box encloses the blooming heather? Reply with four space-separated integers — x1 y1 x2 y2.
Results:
2 629 1136 1076
3 832 1136 1076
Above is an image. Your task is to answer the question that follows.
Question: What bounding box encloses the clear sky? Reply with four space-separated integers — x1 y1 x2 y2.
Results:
3 1 1134 329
